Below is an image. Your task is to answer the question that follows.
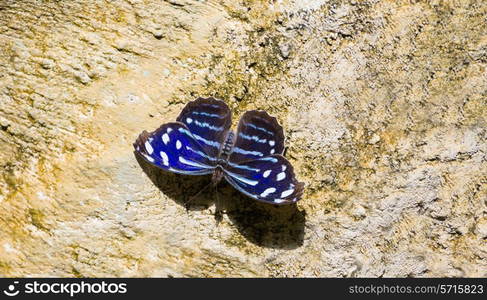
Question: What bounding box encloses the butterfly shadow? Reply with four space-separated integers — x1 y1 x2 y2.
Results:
135 152 306 250
221 186 306 250
135 152 215 211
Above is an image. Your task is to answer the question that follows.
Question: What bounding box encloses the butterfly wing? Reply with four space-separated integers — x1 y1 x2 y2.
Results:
176 97 232 158
134 122 217 175
223 155 304 205
229 110 284 163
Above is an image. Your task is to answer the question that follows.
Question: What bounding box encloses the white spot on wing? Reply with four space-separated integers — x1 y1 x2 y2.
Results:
192 111 222 118
185 146 217 161
281 188 294 198
176 140 182 150
274 199 287 204
233 147 263 157
162 133 170 145
186 117 193 124
160 151 169 166
144 141 154 154
263 170 271 178
269 140 275 146
239 133 266 143
276 172 286 181
227 162 260 172
282 165 287 171
260 187 276 197
270 148 275 154
194 120 223 131
179 128 220 148
179 156 211 168
167 128 173 133
224 170 259 186
247 123 273 135
194 134 220 148
143 154 154 163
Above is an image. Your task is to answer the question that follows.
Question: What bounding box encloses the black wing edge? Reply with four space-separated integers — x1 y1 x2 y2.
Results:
239 109 285 145
133 129 150 155
176 96 231 123
271 154 305 205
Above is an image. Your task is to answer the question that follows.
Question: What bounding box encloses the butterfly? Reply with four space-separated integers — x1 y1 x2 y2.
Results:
133 97 304 205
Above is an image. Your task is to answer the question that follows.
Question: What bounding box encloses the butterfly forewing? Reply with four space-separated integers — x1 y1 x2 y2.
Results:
176 97 232 158
222 155 304 204
134 122 216 175
229 110 285 163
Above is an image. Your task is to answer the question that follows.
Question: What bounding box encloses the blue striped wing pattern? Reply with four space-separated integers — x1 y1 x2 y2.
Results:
223 155 304 205
133 122 216 175
176 97 232 158
229 110 285 163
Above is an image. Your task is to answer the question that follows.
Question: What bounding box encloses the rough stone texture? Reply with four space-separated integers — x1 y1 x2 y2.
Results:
0 0 485 277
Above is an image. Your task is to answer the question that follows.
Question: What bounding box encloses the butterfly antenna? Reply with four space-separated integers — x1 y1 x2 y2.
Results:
184 182 211 211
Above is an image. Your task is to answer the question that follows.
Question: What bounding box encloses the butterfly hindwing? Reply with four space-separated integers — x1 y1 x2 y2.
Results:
229 110 285 163
222 155 304 205
176 97 232 158
134 122 216 175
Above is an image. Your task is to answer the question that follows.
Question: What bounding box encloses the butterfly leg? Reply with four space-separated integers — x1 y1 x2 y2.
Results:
214 184 227 223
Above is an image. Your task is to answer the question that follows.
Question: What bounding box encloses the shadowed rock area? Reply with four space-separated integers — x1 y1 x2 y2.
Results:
0 0 485 277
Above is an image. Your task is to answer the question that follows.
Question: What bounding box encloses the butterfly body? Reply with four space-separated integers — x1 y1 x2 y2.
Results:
218 130 236 165
134 97 304 205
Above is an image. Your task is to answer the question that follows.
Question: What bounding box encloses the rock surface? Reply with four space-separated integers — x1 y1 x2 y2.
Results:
0 0 485 277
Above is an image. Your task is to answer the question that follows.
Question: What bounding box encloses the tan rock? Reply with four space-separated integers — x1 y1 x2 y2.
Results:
0 0 485 277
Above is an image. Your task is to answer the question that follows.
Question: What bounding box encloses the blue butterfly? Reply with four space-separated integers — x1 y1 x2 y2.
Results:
133 97 304 205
